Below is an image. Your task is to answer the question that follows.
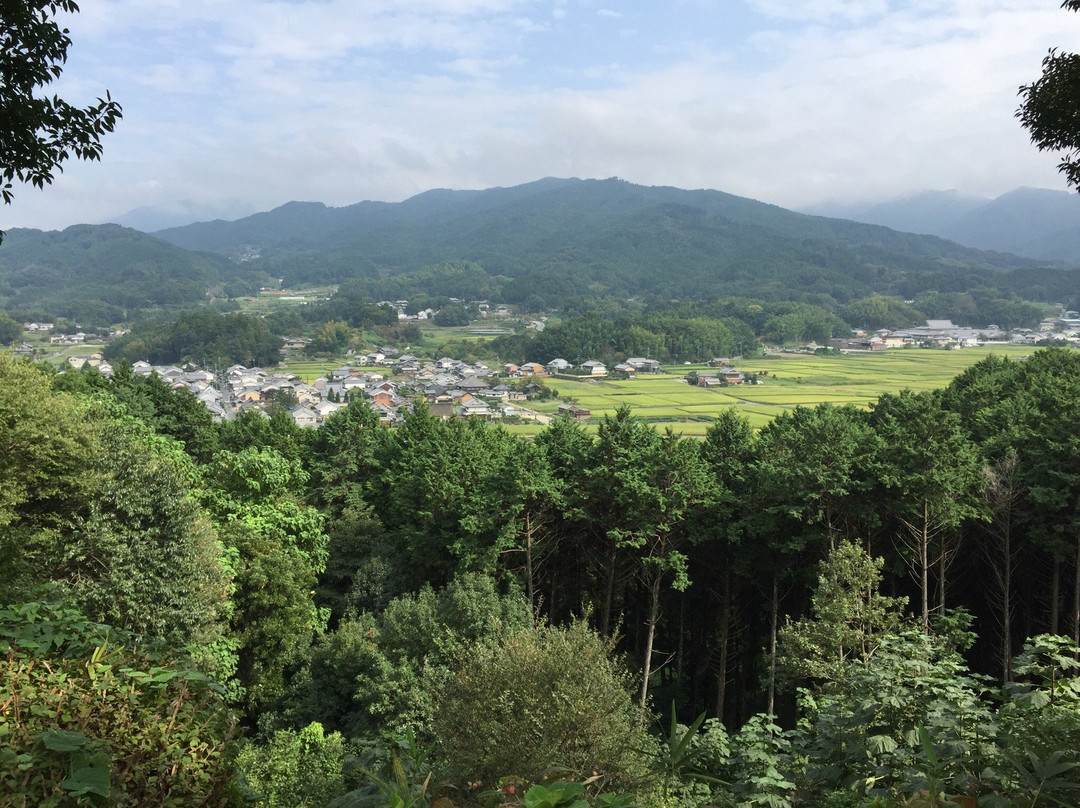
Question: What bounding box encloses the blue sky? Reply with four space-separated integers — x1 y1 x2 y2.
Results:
6 0 1080 231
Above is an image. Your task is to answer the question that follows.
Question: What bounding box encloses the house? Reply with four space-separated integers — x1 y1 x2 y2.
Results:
519 362 546 376
371 403 402 425
294 384 322 405
457 397 495 419
546 358 573 373
925 319 957 331
558 403 591 420
580 360 607 376
424 384 452 402
696 373 725 388
457 376 490 392
331 366 358 381
612 363 635 375
313 400 343 421
202 400 227 422
66 353 103 369
289 406 319 428
626 358 661 373
368 389 397 407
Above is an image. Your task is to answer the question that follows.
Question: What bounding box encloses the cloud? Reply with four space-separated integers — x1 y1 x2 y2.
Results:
747 0 888 24
7 0 1080 232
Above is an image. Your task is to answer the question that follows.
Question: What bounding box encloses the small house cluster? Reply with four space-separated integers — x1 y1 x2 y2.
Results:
830 315 1080 351
544 357 662 376
103 353 563 427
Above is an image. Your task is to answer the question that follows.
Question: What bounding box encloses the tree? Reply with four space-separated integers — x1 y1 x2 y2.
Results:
701 409 758 721
755 404 879 551
0 355 99 584
0 311 21 343
430 620 649 790
38 417 231 648
777 541 910 686
869 391 984 632
981 449 1024 682
306 320 352 356
585 408 717 708
0 1 121 226
284 573 532 739
1017 0 1080 190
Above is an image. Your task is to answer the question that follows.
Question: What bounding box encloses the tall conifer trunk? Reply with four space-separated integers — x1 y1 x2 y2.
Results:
1052 557 1061 635
920 501 930 633
767 573 778 716
715 568 731 722
639 572 663 710
1073 536 1080 646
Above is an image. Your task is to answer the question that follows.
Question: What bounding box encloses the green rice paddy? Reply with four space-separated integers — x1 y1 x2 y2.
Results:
527 345 1035 434
281 344 1041 436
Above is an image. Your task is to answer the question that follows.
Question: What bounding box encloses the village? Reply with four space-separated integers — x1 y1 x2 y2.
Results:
34 352 642 428
7 311 1080 430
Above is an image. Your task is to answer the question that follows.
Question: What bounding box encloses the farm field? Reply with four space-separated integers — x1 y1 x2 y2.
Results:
522 344 1037 434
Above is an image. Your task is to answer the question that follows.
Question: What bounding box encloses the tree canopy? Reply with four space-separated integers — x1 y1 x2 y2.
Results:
1017 0 1080 190
0 1 121 226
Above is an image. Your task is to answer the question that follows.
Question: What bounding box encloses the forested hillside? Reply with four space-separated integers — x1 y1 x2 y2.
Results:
155 178 1057 306
0 225 274 323
4 349 1080 807
3 180 1079 325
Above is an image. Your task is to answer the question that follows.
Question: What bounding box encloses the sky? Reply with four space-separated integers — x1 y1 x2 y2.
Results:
6 0 1080 232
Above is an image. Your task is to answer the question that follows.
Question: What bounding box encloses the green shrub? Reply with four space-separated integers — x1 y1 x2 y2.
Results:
235 722 351 808
0 598 238 808
429 620 650 792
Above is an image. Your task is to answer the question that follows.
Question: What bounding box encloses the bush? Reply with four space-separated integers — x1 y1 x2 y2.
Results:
429 620 650 792
235 722 351 808
0 601 238 808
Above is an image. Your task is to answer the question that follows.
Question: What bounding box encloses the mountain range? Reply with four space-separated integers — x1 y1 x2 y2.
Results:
2 178 1077 324
805 187 1080 264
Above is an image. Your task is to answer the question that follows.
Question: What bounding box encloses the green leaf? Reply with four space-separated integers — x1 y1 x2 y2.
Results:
866 734 898 755
1016 689 1052 709
62 765 111 798
40 730 90 752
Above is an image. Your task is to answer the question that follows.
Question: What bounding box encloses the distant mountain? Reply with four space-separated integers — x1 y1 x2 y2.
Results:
806 187 1080 264
112 199 257 233
808 190 989 235
153 177 1043 305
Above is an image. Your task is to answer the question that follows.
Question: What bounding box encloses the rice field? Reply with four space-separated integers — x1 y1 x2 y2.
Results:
281 343 1041 436
527 344 1036 434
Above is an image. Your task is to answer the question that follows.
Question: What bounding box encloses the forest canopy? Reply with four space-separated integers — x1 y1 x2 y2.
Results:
5 348 1080 806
